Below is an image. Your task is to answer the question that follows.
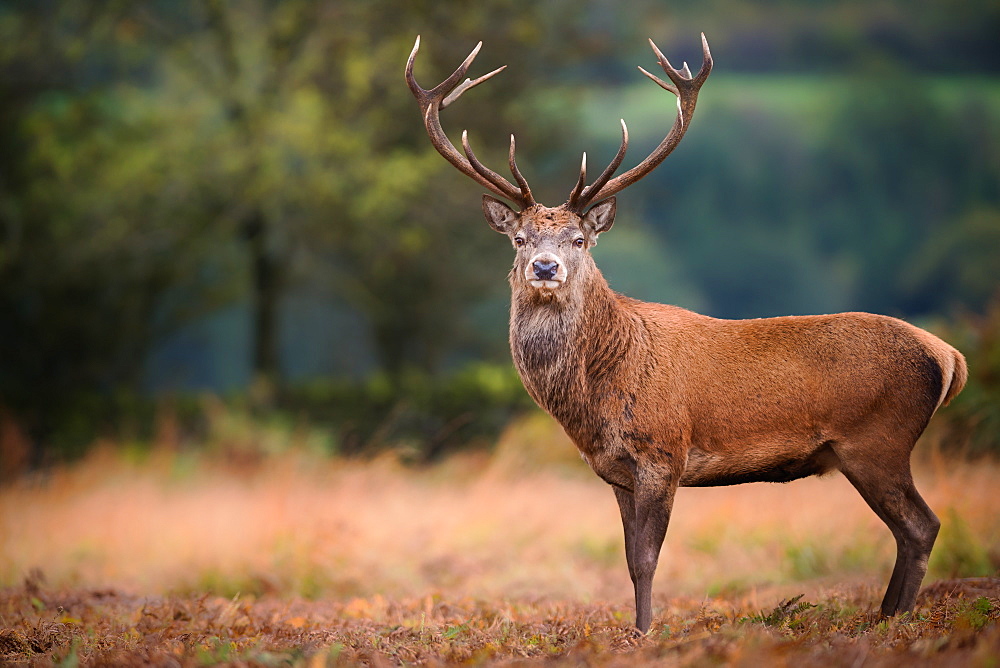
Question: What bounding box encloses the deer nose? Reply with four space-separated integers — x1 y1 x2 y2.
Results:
532 260 559 280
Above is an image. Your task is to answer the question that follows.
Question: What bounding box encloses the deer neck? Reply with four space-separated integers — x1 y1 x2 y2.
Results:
508 262 639 424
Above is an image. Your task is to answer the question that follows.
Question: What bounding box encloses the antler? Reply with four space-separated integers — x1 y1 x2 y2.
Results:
405 36 535 209
567 34 713 212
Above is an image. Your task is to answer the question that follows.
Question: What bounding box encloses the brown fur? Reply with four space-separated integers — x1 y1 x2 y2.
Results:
489 200 967 632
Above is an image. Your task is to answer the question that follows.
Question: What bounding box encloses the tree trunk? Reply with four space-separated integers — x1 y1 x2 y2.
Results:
245 211 281 391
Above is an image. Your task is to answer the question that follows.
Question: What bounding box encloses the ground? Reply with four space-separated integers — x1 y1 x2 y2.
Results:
2 578 999 666
2 413 999 666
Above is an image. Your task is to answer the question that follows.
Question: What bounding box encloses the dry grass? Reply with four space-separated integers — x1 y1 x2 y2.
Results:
2 411 999 665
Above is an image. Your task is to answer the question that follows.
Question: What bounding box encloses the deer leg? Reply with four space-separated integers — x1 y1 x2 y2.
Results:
838 453 940 616
629 470 679 632
613 486 638 587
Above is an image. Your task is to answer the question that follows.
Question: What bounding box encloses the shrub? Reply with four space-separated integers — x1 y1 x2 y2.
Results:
928 294 1000 455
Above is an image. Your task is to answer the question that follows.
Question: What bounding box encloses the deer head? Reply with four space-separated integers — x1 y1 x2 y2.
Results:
405 35 712 296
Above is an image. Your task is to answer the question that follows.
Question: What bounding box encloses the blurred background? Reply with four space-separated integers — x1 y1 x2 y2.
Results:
1 0 999 470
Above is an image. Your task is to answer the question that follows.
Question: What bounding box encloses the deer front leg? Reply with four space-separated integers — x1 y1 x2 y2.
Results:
613 486 638 587
628 467 679 633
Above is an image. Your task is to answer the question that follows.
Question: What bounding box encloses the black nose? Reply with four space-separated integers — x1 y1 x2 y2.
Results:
532 260 559 280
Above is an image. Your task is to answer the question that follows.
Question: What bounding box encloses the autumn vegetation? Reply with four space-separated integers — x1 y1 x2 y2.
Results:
2 413 1000 665
3 0 1000 463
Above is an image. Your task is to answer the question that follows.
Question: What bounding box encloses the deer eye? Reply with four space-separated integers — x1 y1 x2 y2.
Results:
514 237 525 247
574 238 586 248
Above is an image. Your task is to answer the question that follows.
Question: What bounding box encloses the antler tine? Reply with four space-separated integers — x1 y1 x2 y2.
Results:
438 40 484 95
574 119 629 210
406 36 532 208
462 130 527 202
508 135 536 207
443 65 507 109
578 34 714 207
406 37 504 107
407 37 484 101
405 35 423 96
647 36 712 88
567 152 588 209
697 32 713 84
637 65 678 95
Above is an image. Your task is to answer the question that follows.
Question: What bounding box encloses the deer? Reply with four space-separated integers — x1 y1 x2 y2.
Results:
405 33 968 633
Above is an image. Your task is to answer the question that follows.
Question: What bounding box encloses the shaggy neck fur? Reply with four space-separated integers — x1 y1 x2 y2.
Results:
508 257 646 443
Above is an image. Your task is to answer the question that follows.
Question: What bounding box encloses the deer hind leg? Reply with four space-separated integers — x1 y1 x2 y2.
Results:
836 447 940 616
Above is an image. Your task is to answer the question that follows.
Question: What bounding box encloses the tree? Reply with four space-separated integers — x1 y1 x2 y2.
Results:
0 2 236 455
0 0 588 456
125 0 587 382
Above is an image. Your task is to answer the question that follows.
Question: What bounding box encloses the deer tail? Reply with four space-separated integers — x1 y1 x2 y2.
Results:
938 346 968 409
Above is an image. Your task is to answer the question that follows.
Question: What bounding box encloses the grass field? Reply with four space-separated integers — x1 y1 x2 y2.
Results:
2 412 999 665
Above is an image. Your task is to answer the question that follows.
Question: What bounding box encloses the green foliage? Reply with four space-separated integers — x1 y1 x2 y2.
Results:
783 537 881 581
284 362 534 460
583 74 1000 320
1 0 999 461
928 295 1000 454
2 361 531 464
443 624 470 640
573 536 622 568
930 508 996 578
0 0 579 458
592 219 707 310
54 637 80 668
954 597 995 631
741 595 815 629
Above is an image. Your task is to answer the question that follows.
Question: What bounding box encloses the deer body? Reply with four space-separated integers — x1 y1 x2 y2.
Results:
407 36 968 633
511 262 963 491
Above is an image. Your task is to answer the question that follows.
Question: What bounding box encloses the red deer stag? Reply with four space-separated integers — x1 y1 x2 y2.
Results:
405 34 968 633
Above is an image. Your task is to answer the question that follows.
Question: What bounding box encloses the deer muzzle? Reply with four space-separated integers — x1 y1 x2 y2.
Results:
526 253 566 289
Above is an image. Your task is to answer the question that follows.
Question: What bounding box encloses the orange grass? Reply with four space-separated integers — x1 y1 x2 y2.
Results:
2 412 998 605
2 412 1000 665
2 580 999 666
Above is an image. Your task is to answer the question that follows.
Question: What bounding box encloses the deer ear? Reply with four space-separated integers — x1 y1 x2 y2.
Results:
583 198 616 237
482 195 518 234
